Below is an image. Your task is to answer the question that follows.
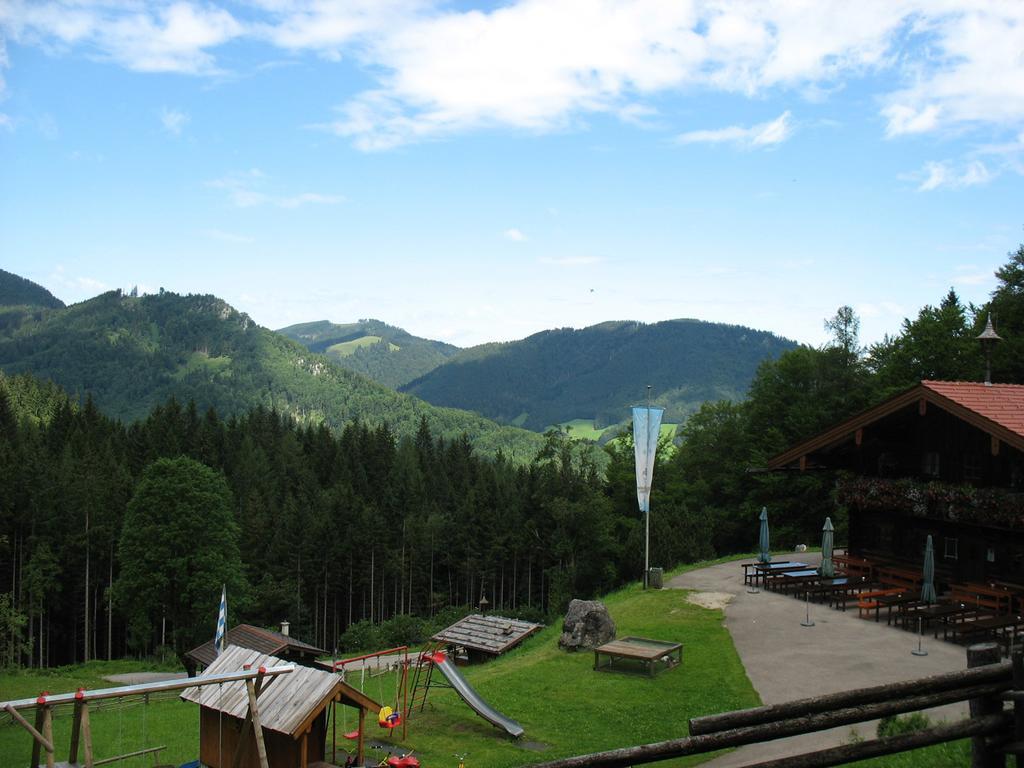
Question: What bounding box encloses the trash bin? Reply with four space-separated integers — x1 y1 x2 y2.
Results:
648 567 664 589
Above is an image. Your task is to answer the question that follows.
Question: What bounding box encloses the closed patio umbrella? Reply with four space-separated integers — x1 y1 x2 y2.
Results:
921 535 937 604
757 507 771 564
819 517 835 578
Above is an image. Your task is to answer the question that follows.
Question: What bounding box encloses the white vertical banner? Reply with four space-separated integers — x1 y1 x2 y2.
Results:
632 405 665 514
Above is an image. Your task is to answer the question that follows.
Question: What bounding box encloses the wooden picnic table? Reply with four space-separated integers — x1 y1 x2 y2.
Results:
902 603 978 637
946 612 1024 645
752 562 808 588
774 569 821 592
742 560 791 585
593 636 683 677
870 593 925 625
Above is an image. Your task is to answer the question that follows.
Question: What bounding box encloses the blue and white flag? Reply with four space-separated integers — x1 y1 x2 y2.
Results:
632 405 665 514
215 584 227 655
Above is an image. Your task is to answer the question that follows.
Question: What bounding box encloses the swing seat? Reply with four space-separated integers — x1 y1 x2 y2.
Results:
387 756 420 767
378 712 402 728
343 730 360 740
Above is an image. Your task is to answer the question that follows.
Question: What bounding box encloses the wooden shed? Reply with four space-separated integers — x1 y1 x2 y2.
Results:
432 614 542 660
180 644 380 768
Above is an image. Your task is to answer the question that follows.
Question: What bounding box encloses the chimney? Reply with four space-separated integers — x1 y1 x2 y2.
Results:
280 620 290 637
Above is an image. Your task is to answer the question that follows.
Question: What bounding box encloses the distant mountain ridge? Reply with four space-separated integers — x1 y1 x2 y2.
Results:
402 319 797 431
277 318 460 389
0 285 543 458
0 269 65 309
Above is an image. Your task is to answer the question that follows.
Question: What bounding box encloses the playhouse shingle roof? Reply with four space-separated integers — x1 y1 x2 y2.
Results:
179 644 378 737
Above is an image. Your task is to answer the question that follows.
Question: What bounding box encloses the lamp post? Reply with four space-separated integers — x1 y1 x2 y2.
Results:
976 314 1002 386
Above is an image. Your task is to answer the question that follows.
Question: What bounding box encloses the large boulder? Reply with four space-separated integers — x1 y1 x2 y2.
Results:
558 599 616 651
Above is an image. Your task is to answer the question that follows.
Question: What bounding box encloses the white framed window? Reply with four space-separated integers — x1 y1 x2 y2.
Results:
944 537 958 560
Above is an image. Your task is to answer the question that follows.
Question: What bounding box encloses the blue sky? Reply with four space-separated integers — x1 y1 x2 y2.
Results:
1 1 1022 348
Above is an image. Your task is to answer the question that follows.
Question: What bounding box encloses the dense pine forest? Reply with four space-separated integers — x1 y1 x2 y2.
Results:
0 243 1022 674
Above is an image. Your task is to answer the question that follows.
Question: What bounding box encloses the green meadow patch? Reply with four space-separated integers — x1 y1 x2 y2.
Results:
327 335 400 357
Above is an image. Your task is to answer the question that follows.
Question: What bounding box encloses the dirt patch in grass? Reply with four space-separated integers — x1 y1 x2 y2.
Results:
686 591 734 611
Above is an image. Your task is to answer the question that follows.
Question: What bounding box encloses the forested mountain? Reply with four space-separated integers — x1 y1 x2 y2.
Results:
277 318 460 389
0 268 65 309
403 319 796 431
0 287 542 458
0 371 685 669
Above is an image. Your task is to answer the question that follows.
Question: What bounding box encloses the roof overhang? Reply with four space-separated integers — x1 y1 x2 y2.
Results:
766 381 1024 471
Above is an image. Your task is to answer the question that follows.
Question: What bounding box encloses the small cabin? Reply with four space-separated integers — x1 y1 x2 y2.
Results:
432 614 542 662
180 645 379 768
186 623 326 674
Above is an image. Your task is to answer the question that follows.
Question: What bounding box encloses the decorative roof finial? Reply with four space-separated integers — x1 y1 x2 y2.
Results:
976 314 1002 386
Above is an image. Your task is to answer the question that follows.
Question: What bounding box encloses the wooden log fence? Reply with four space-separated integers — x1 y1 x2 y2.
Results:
1 664 293 768
525 643 1018 768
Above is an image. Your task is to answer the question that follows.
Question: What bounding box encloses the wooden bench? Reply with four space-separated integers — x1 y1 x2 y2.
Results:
856 588 904 620
951 582 1013 615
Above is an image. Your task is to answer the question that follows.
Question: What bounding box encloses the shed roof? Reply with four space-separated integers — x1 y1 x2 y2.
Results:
187 623 325 668
180 645 379 738
432 614 543 655
767 380 1024 470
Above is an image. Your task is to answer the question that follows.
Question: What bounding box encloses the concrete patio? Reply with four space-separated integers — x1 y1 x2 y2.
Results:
668 551 977 767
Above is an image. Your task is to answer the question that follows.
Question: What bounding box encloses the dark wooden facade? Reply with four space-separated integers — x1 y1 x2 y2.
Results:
198 706 327 768
768 381 1024 585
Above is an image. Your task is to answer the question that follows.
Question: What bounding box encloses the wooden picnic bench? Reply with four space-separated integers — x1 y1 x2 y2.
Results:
856 587 904 620
753 563 809 589
951 582 1013 615
874 565 923 592
594 636 682 677
832 553 872 578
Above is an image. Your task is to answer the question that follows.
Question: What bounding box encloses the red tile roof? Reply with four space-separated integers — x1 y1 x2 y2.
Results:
767 380 1024 470
921 380 1024 439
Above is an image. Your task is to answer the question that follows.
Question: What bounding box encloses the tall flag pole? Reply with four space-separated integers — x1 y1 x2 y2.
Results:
633 386 665 589
215 584 227 656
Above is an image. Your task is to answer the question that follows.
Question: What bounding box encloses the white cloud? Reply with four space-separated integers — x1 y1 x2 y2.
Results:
1 1 243 75
205 169 345 208
159 106 189 135
0 113 12 132
503 228 527 242
914 159 993 191
5 2 1024 150
676 111 792 148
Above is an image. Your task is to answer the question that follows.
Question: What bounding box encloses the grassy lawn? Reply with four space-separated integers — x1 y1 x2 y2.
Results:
0 559 971 768
558 419 679 443
327 336 399 357
341 580 759 767
0 660 198 766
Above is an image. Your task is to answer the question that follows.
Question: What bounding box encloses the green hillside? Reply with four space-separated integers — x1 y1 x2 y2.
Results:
0 268 65 309
403 319 797 431
0 289 542 457
277 318 460 389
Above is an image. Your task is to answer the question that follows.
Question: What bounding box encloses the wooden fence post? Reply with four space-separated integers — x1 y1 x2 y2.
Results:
969 642 1006 768
1013 649 1024 768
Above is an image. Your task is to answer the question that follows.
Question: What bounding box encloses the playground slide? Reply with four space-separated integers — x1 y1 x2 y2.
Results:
427 652 525 738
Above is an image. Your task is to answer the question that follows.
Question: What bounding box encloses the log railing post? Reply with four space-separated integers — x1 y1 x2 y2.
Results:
1013 649 1024 768
969 642 1006 768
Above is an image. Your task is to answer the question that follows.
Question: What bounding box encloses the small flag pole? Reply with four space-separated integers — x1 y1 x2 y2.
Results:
215 584 227 656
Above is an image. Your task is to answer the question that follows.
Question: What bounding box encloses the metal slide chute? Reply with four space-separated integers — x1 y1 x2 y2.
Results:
426 652 524 738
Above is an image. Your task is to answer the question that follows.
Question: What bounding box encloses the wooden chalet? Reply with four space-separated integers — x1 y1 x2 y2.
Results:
186 623 325 672
768 380 1024 583
432 614 542 660
180 644 380 768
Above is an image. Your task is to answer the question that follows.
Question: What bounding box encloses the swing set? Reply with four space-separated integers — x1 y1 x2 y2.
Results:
0 664 294 768
334 646 417 764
